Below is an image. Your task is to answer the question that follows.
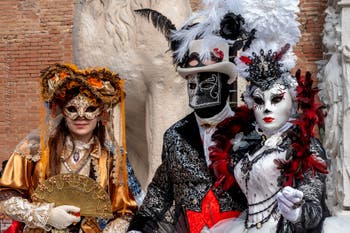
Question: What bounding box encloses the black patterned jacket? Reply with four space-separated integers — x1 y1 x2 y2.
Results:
128 112 247 232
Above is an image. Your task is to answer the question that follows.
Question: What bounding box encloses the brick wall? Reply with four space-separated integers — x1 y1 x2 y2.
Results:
294 0 328 75
0 0 75 161
0 0 327 162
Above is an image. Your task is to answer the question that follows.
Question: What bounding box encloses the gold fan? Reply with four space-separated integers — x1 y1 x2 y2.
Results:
32 173 113 219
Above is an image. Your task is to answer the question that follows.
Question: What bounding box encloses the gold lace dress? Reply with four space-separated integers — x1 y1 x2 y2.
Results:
0 131 137 233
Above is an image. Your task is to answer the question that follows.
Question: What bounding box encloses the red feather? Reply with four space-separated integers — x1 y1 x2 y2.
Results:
277 70 328 186
209 106 254 192
275 43 291 60
240 56 252 64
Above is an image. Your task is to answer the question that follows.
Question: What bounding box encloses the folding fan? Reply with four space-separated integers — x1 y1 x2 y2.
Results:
32 173 113 219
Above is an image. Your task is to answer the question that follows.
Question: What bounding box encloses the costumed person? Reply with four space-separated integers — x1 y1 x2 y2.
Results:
208 0 329 232
127 1 256 232
0 64 144 233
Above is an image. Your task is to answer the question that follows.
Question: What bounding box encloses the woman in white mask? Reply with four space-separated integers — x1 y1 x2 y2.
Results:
206 0 330 231
208 40 329 233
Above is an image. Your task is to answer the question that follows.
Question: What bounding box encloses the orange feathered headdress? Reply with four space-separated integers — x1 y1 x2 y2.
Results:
40 63 123 107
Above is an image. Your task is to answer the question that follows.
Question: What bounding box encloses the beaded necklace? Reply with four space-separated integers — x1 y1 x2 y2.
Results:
61 136 95 174
240 133 287 230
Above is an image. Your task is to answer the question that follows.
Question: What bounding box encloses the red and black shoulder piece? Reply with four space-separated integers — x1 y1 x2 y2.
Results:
212 105 255 151
209 105 255 192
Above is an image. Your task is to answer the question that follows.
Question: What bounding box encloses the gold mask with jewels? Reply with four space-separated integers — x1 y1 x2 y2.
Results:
63 94 101 120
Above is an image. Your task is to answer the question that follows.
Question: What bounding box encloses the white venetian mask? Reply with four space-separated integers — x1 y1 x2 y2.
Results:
252 83 293 134
63 94 101 120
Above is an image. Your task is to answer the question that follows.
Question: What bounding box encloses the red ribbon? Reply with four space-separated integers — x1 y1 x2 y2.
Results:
186 189 240 233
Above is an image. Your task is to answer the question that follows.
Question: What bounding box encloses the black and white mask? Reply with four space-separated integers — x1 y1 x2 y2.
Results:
187 72 223 110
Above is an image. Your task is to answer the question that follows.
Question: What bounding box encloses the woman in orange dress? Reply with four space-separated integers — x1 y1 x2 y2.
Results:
0 64 143 233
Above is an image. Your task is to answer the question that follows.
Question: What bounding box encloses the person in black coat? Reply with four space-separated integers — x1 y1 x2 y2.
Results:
128 36 254 233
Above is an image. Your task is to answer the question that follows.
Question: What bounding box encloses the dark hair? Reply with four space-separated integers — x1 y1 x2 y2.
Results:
48 118 106 176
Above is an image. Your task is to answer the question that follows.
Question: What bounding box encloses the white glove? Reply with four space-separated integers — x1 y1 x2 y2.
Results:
47 205 81 229
276 186 304 223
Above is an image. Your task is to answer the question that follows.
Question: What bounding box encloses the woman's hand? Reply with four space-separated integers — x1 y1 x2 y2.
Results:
47 205 80 229
276 186 304 223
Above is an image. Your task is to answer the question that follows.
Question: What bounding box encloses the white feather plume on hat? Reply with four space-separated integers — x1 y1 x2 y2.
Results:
234 0 301 109
236 0 301 89
170 0 244 63
239 0 300 46
136 0 300 88
171 0 300 70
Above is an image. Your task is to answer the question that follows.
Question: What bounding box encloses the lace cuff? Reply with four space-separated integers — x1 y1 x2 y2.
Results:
103 216 131 233
0 196 53 230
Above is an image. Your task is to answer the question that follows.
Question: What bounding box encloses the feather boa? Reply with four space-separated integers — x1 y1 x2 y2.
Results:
209 106 255 192
275 70 328 186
